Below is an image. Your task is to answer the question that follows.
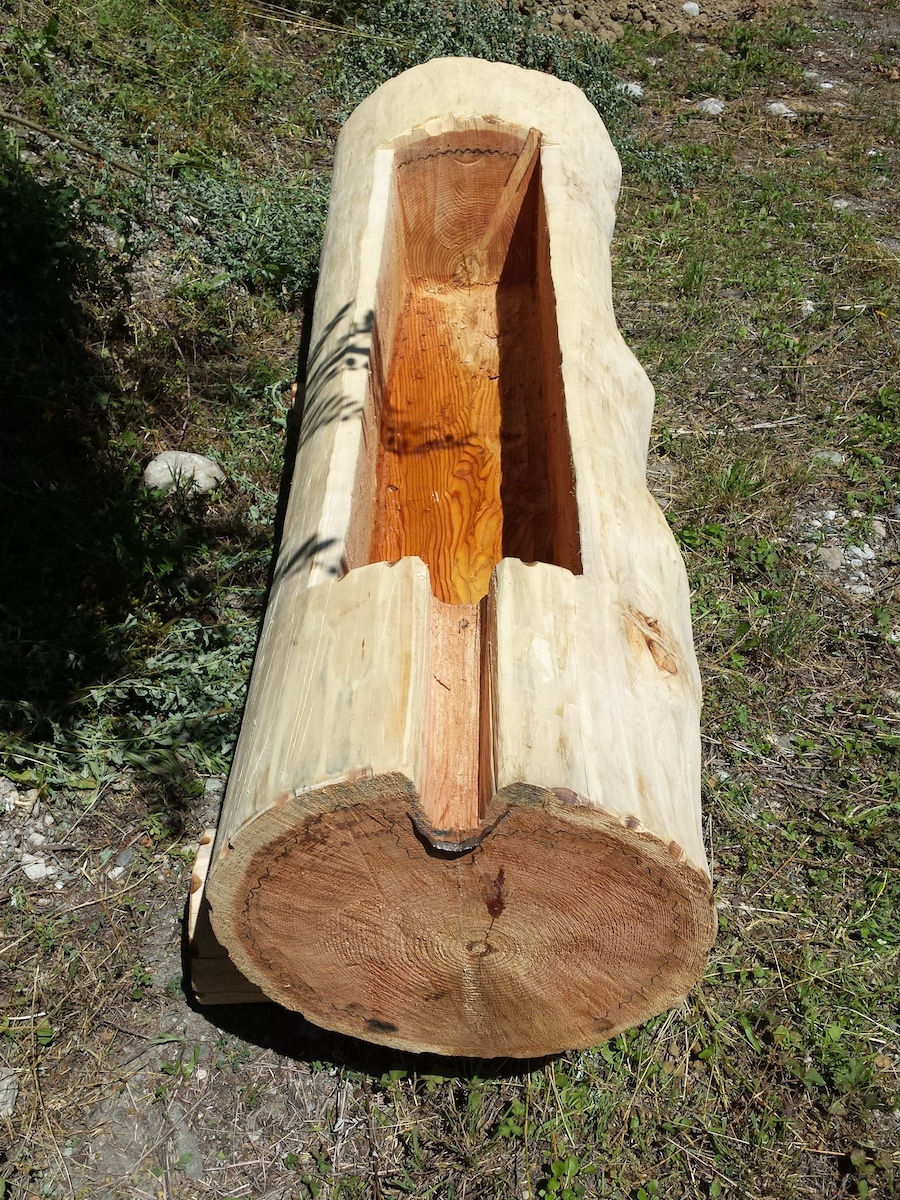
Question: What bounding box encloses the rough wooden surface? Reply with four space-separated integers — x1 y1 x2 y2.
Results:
197 58 716 1057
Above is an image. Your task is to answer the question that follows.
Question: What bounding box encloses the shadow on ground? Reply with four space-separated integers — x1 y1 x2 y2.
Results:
0 139 134 730
194 996 551 1081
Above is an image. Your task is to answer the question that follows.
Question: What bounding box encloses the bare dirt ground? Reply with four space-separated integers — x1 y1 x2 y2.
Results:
520 0 819 40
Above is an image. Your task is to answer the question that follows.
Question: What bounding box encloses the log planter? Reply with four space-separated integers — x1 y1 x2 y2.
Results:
192 58 716 1058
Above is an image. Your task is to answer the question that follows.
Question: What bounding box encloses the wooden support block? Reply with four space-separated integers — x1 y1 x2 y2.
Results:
187 830 267 1005
188 58 716 1058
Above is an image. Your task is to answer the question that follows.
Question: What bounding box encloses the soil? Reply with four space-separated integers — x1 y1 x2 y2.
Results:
518 0 819 40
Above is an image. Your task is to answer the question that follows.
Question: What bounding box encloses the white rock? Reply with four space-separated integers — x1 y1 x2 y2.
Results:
0 1069 18 1118
832 198 851 211
618 81 644 98
818 546 844 570
683 2 700 15
872 519 886 540
767 101 796 119
824 510 837 522
143 451 225 496
849 584 874 597
26 831 46 848
696 97 725 115
819 81 835 90
814 449 844 465
22 856 55 882
800 299 816 316
0 779 19 813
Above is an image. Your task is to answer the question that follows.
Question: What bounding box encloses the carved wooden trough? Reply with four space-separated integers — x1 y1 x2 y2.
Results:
189 58 716 1058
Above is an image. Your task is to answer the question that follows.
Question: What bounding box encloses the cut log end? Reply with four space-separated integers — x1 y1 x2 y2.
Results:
207 785 715 1058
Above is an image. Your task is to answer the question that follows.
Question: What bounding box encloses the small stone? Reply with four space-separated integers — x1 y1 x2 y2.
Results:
800 299 816 316
143 451 225 496
814 449 844 466
817 546 844 570
872 519 886 539
682 2 700 15
849 584 874 597
819 80 835 90
618 81 645 97
22 856 55 882
824 509 837 522
26 831 46 848
696 97 725 115
0 1069 18 1118
767 101 796 118
832 198 851 211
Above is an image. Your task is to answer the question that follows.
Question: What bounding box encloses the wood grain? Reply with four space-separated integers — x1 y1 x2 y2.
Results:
370 126 579 603
372 283 504 604
198 63 715 1057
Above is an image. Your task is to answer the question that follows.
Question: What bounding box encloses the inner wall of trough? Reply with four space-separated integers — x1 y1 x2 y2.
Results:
368 130 581 606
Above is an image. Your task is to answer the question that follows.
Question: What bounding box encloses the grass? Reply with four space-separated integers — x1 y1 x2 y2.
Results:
0 0 898 1197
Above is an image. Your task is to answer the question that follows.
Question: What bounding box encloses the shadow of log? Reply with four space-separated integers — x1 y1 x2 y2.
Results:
189 993 552 1081
0 140 134 734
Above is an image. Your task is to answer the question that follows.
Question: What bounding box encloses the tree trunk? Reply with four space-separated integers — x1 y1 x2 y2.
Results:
195 58 716 1058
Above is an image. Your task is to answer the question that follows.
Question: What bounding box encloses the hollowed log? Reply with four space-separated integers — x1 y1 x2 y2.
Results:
194 58 716 1058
